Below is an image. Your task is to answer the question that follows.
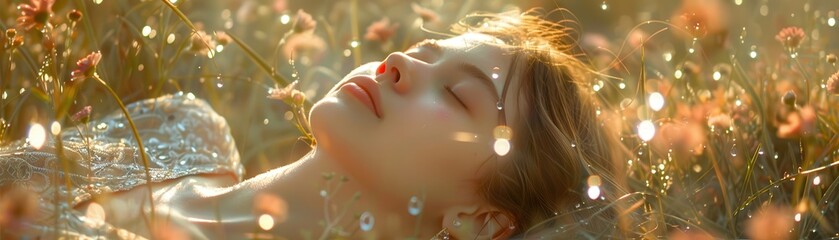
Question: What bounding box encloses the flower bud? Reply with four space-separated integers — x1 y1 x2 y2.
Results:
781 91 796 106
5 29 16 38
827 53 837 65
68 10 83 22
11 36 23 47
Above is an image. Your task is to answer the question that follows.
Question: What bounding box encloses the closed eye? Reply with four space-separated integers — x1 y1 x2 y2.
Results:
445 86 468 110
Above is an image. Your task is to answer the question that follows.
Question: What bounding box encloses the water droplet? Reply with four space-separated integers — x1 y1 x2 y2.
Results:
758 147 765 155
496 101 503 110
452 217 462 228
492 125 513 140
407 195 423 216
319 189 327 197
95 122 109 131
730 147 738 157
50 121 61 135
491 67 500 79
359 211 374 231
600 1 608 10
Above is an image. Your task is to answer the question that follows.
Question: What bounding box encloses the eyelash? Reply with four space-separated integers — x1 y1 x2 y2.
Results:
445 85 468 109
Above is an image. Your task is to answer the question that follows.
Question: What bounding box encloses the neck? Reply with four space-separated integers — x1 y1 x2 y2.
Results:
188 147 440 239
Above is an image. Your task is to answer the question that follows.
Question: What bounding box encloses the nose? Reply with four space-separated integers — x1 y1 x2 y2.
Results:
377 52 417 94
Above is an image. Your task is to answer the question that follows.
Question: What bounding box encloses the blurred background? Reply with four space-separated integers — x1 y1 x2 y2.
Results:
2 0 839 238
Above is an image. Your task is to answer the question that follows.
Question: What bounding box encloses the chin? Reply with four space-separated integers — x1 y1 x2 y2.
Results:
310 95 373 154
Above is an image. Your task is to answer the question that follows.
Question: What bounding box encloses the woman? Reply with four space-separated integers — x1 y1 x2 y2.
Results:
0 10 628 239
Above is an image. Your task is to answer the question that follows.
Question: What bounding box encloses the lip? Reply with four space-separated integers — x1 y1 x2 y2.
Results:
339 75 383 118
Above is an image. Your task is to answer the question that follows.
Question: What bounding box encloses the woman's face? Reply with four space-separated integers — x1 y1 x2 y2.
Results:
309 33 522 206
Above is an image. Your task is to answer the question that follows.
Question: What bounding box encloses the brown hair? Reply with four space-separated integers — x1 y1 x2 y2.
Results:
450 9 632 237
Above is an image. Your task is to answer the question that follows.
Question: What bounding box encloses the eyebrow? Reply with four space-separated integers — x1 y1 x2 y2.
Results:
457 62 499 99
412 39 500 99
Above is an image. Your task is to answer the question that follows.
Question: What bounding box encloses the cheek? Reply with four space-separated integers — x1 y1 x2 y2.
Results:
434 107 452 121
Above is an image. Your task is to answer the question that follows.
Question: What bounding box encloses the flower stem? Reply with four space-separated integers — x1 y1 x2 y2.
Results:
92 75 157 229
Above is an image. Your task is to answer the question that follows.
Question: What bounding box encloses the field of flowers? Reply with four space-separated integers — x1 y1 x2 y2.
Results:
2 0 839 239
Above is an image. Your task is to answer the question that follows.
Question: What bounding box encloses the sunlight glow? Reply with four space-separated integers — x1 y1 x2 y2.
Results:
587 186 601 199
258 214 274 230
637 120 656 142
648 92 665 111
50 121 61 135
28 123 47 150
494 139 511 156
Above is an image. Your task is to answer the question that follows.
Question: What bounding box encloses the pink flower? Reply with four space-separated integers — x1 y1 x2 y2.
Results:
670 0 728 39
827 71 839 95
293 9 317 33
411 3 439 23
71 106 92 122
775 27 806 50
70 51 102 82
17 0 54 30
777 106 816 139
273 0 287 13
746 204 793 240
364 18 400 42
281 33 326 65
215 31 231 46
189 31 215 55
0 185 40 234
707 114 732 129
651 121 707 157
268 81 306 106
668 229 716 240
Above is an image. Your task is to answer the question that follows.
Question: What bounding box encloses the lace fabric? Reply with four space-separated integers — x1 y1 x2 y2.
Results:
0 93 243 238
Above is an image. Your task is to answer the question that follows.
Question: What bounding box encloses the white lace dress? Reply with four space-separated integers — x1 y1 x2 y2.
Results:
0 93 243 238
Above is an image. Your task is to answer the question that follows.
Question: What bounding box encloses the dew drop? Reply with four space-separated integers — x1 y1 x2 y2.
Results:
730 147 737 157
407 195 423 216
50 121 61 135
359 211 374 231
496 101 503 110
319 189 327 197
452 218 462 228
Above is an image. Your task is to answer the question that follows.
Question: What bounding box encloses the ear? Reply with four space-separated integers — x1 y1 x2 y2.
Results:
441 204 516 239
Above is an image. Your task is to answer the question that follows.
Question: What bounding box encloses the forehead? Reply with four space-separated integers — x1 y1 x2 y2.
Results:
436 33 525 127
435 33 516 95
